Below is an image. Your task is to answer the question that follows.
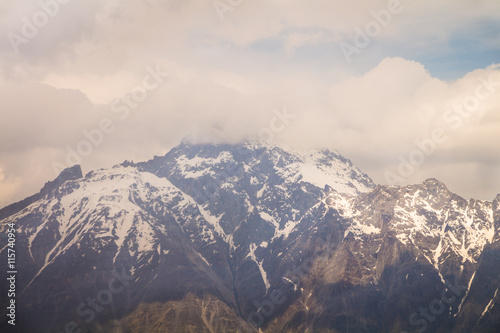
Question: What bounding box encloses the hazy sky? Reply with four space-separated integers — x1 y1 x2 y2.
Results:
1 0 499 207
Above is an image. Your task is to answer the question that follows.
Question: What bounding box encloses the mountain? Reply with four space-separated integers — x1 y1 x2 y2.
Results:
0 141 499 333
0 165 83 221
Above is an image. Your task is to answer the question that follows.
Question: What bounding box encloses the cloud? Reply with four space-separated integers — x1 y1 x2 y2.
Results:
283 30 341 57
0 0 499 207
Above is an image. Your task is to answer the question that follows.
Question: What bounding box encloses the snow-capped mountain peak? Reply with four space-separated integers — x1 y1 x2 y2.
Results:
1 141 499 333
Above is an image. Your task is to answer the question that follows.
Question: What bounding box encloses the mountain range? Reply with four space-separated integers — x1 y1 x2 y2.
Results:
1 141 499 332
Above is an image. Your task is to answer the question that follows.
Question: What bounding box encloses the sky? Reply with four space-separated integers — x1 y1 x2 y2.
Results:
0 0 499 208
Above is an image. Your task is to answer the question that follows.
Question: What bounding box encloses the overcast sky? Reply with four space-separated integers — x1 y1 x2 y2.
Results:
1 0 499 207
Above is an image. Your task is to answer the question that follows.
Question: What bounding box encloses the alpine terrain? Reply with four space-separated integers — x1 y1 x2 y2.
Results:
1 141 499 333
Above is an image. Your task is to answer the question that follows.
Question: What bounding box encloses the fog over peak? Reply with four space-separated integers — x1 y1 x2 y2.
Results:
0 0 499 207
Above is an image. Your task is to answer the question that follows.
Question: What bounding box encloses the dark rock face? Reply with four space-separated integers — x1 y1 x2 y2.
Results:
0 143 498 332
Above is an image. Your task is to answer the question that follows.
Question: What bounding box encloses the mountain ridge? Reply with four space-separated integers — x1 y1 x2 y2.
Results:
0 141 498 332
0 164 83 220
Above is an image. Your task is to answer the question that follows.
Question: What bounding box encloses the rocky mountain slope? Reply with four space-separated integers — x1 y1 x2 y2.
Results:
0 141 498 332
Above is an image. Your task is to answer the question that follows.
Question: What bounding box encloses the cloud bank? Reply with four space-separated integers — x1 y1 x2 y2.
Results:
0 0 499 206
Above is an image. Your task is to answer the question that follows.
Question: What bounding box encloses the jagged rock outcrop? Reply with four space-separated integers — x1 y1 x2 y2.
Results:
0 143 498 332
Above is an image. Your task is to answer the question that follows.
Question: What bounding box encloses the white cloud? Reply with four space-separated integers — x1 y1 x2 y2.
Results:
0 0 499 207
283 30 341 56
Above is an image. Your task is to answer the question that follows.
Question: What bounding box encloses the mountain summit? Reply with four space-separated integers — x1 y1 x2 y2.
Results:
1 142 499 332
